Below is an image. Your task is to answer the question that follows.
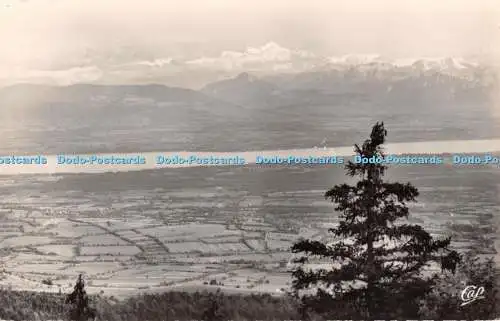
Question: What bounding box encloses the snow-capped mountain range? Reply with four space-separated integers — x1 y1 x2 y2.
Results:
0 42 497 88
124 42 489 75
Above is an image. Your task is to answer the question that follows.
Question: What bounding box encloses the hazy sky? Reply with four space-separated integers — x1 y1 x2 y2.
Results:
0 0 499 70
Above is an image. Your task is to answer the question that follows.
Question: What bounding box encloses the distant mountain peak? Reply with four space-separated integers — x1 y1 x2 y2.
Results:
326 54 480 72
184 42 317 73
201 71 280 105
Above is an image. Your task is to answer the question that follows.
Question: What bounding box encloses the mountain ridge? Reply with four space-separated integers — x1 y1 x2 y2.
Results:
2 42 498 89
0 83 238 110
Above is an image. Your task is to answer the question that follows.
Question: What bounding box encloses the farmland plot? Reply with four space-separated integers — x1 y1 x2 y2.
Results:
80 245 141 256
202 235 243 243
83 255 134 262
166 242 250 254
0 223 22 232
102 268 204 287
114 230 144 241
176 253 278 264
90 277 160 288
9 263 68 274
91 219 158 231
138 223 241 239
0 273 60 291
267 239 293 251
244 239 267 251
80 234 130 246
0 231 23 239
62 262 123 276
44 222 104 238
0 236 54 248
10 252 70 263
36 244 75 257
160 235 200 243
241 224 276 232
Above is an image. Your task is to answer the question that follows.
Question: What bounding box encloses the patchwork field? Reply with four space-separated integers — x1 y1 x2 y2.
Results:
0 216 296 297
0 162 498 298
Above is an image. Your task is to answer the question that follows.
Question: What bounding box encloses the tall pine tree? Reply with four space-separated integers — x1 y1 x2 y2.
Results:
291 122 460 319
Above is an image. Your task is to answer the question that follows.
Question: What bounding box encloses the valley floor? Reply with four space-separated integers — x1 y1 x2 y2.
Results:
0 214 305 298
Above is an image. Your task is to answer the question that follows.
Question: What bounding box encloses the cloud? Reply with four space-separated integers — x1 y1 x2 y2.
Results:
1 66 103 86
135 59 174 68
119 58 175 68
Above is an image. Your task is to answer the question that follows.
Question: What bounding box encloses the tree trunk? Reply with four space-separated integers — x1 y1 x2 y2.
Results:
365 168 377 320
366 215 375 320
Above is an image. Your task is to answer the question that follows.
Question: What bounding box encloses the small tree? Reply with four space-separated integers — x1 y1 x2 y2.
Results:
65 274 96 321
291 122 461 319
201 289 225 321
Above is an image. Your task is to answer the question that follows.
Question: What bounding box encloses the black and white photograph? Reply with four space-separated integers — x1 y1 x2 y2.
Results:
0 0 499 320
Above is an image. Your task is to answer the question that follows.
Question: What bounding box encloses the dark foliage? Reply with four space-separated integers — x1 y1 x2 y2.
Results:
94 290 300 321
0 262 498 321
291 122 462 319
201 289 225 321
0 289 67 321
420 252 499 319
